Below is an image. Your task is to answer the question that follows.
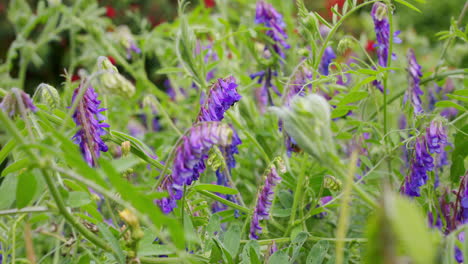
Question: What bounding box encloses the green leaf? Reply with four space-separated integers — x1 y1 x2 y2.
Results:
435 100 467 112
16 171 37 208
97 223 125 264
450 125 468 183
394 0 421 12
193 184 238 195
290 232 309 262
389 195 436 264
156 67 185 75
67 191 92 208
99 159 184 249
212 238 234 264
0 139 16 165
0 173 18 209
1 159 28 177
138 230 174 256
269 250 289 264
453 89 468 97
306 241 329 264
336 91 369 106
223 224 241 257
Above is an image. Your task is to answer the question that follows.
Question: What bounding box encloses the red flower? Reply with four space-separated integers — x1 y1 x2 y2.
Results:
107 56 116 65
106 6 116 19
71 74 80 82
366 40 376 53
204 0 215 8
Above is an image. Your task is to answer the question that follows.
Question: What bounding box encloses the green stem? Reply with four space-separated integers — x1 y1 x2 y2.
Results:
335 152 359 264
286 154 308 235
196 190 250 214
40 169 111 252
240 236 367 245
0 206 49 216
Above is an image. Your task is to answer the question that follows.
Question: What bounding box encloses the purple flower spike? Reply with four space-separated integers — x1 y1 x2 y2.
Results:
71 84 109 167
156 122 233 214
0 88 37 118
155 176 179 214
250 165 282 239
255 0 289 58
404 49 424 114
197 76 241 122
403 137 433 197
314 196 333 219
426 120 447 154
319 47 336 76
371 2 401 92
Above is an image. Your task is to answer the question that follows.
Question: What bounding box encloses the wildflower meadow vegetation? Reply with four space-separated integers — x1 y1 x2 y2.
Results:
0 0 467 263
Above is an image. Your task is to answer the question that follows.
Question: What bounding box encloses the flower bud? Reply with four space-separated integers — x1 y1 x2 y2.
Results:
97 56 135 97
119 208 139 229
34 83 60 109
0 88 37 118
121 141 131 157
337 36 355 55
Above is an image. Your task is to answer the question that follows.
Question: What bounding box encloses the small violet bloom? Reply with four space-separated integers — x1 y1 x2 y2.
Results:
255 0 290 58
197 76 242 123
426 120 447 154
71 84 109 167
403 137 433 197
371 2 402 92
155 122 233 213
250 165 282 239
319 47 336 76
404 49 424 115
0 88 37 118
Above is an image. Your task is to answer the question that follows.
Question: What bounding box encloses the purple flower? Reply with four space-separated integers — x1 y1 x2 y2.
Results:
404 49 424 114
371 2 401 92
250 165 282 239
156 122 233 213
155 176 180 214
0 88 37 117
426 120 447 154
127 42 141 59
255 0 290 58
403 137 433 197
250 69 281 112
319 47 336 76
314 196 333 219
71 84 109 167
455 232 465 263
428 212 443 230
197 76 241 122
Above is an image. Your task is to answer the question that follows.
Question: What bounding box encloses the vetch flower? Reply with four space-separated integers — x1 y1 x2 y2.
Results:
196 76 242 213
197 76 241 122
116 26 141 59
403 137 433 197
255 0 290 58
0 88 37 118
250 69 281 112
71 84 109 167
319 47 336 76
404 49 424 114
314 196 333 219
426 120 447 154
250 165 282 239
156 122 233 213
371 2 401 92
